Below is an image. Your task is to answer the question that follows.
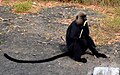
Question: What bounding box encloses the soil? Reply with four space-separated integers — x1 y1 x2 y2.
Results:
0 5 120 75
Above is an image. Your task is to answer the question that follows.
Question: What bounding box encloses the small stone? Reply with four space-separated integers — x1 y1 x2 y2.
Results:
115 50 118 54
21 33 24 35
106 54 110 58
48 65 51 67
48 20 51 23
32 2 37 5
0 17 4 21
58 63 60 65
33 54 36 56
15 51 19 54
18 17 22 19
41 52 43 54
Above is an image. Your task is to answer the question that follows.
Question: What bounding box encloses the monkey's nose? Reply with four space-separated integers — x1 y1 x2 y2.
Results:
84 17 87 20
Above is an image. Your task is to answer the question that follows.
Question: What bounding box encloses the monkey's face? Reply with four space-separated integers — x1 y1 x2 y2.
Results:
76 13 87 26
82 15 87 21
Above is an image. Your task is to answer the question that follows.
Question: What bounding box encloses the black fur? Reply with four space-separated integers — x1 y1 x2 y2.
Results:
66 19 107 62
4 52 69 63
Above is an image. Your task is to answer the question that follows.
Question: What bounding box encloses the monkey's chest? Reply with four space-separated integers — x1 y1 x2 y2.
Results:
75 27 83 37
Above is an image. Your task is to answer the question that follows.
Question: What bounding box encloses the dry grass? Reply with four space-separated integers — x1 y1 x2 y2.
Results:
1 0 120 45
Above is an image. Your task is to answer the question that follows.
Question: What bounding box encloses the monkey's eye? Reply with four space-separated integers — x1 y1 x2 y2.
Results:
76 16 78 19
83 17 87 20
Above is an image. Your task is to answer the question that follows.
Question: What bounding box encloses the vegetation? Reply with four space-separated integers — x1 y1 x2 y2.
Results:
90 8 120 44
36 0 120 6
13 1 32 13
105 7 120 32
2 0 120 6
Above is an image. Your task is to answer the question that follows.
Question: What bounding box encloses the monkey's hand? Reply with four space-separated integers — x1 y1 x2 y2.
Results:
80 58 87 63
95 53 107 58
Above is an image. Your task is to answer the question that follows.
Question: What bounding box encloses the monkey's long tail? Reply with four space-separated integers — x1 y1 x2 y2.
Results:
4 52 68 63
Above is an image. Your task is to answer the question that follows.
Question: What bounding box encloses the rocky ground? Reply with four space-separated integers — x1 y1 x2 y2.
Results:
0 5 120 75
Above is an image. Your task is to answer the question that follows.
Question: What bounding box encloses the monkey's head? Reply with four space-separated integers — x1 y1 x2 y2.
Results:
75 11 87 25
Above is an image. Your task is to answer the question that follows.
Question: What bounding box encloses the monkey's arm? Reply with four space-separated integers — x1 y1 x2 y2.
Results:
70 25 80 41
83 24 107 58
83 23 96 47
66 22 79 49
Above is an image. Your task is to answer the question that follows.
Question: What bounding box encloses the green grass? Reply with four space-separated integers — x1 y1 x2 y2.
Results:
104 6 120 32
107 16 120 32
0 40 5 45
115 7 120 15
13 1 32 13
114 17 120 27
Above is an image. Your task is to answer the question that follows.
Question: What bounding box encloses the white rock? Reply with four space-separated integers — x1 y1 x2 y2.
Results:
93 67 119 75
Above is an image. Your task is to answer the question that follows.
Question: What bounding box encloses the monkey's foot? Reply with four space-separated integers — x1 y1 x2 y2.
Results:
95 53 107 58
73 58 87 63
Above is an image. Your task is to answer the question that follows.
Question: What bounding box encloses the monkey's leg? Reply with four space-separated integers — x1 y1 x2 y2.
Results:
88 46 107 58
88 46 98 54
85 36 99 55
86 36 96 47
72 41 87 63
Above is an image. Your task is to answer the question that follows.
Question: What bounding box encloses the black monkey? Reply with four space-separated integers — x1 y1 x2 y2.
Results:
66 11 107 63
4 11 107 63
